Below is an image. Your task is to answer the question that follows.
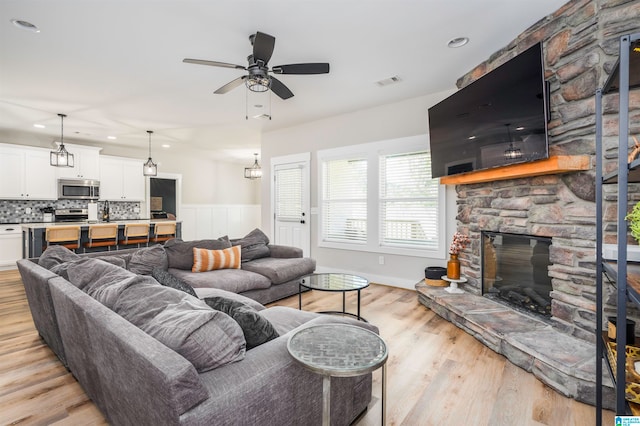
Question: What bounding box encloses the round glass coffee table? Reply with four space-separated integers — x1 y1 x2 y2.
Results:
287 324 388 426
298 273 369 321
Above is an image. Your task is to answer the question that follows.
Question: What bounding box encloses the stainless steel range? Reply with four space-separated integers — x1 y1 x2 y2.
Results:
54 208 88 223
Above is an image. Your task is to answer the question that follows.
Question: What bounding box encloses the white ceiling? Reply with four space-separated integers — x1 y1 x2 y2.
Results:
0 0 569 162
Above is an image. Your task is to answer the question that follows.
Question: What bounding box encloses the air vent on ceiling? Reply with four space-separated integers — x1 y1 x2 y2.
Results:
376 76 401 87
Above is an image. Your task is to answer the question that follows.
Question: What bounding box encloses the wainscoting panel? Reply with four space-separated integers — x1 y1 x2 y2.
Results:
180 204 261 241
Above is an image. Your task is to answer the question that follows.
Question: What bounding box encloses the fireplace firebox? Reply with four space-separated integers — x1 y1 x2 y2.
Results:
481 231 552 318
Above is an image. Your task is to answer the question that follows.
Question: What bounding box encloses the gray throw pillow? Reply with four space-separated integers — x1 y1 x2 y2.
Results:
204 296 279 349
151 267 197 298
230 228 270 262
164 237 231 270
127 244 168 275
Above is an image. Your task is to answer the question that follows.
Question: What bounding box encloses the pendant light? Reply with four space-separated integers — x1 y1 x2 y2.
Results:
50 113 75 167
244 153 262 179
143 130 158 176
503 124 522 161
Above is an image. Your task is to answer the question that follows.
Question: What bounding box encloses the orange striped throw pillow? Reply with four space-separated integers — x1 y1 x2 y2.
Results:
192 246 241 272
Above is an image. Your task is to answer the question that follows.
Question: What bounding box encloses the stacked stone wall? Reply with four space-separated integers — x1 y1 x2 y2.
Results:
453 0 640 342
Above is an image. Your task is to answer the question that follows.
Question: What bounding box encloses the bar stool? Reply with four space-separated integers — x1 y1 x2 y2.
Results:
121 223 150 248
84 223 118 252
45 225 81 252
151 222 176 244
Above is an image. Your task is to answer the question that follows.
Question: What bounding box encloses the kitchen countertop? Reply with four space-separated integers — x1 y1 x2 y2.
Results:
20 219 180 229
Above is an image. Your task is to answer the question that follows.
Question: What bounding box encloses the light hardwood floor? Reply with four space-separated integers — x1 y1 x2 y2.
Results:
0 269 613 425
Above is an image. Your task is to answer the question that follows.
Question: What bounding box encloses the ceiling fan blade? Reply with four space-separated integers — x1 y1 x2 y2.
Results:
269 77 294 100
214 76 248 94
271 63 330 75
252 31 275 64
183 58 246 70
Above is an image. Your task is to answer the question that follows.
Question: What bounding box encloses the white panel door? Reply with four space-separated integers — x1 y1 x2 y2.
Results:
271 153 310 257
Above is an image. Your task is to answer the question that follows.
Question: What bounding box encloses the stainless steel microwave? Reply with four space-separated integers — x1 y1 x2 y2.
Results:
58 179 100 200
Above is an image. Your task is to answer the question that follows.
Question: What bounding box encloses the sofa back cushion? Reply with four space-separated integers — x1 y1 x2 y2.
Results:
126 244 168 275
230 228 270 262
38 245 80 269
164 237 231 270
192 246 241 272
66 258 246 372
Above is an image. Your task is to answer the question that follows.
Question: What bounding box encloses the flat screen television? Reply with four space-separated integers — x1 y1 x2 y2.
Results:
428 43 549 178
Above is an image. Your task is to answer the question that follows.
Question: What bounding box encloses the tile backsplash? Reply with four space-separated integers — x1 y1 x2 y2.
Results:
0 199 141 223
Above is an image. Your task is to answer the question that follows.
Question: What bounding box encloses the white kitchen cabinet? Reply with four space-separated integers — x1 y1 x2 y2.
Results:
99 156 145 201
0 225 22 270
0 144 57 199
55 143 101 180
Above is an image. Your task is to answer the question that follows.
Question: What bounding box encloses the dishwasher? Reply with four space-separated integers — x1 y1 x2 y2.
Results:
0 224 23 270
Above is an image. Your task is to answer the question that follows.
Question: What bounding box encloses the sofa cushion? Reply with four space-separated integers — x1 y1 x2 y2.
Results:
66 258 146 307
38 245 80 269
192 246 241 272
242 257 316 285
66 258 246 372
127 244 168 275
151 267 197 298
169 267 272 293
115 281 246 372
204 296 279 349
231 228 270 262
165 237 231 270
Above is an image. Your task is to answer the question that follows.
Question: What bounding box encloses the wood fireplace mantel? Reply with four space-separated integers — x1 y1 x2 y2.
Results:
438 155 591 185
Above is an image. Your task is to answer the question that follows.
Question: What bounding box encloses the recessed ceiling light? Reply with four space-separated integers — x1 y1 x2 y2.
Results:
107 136 117 140
10 19 40 33
516 126 525 131
448 37 469 48
161 144 171 148
468 135 476 140
33 124 45 129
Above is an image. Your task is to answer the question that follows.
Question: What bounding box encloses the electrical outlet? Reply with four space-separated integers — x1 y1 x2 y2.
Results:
378 256 385 265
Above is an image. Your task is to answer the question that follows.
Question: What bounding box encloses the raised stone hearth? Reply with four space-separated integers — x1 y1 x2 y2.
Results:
416 282 614 407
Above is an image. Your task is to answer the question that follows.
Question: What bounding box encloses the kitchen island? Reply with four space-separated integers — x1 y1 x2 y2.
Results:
22 220 181 258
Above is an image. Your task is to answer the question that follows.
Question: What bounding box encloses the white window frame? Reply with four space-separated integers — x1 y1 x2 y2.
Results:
317 135 445 258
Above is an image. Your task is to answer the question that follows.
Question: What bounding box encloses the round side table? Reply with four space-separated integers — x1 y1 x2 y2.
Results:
441 275 467 294
287 324 388 426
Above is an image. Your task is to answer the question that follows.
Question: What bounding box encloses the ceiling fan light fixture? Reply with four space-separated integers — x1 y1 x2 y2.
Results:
50 113 75 167
143 130 158 176
246 76 271 92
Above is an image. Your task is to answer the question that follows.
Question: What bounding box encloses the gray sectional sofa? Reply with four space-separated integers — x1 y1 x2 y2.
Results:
163 229 316 305
17 243 376 425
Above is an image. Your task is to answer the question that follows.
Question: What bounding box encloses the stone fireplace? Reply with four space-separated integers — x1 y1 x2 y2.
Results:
417 0 640 407
444 0 640 344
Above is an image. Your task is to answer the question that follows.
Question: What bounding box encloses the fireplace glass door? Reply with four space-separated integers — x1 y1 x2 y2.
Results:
482 231 552 317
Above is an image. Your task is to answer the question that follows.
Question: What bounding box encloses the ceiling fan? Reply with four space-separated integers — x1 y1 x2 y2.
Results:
183 31 329 100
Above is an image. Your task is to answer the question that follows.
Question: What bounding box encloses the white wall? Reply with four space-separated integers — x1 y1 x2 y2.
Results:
261 90 458 289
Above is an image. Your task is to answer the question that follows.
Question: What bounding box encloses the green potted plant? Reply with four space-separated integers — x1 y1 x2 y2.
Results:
627 201 640 244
